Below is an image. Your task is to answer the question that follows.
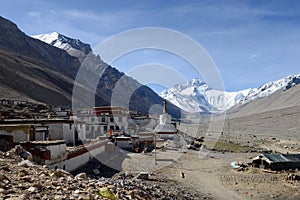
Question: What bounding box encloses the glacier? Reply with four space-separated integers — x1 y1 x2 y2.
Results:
160 75 300 113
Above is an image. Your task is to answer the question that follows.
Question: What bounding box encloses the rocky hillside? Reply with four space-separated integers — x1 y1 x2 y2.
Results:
0 149 205 199
0 16 180 118
0 16 89 106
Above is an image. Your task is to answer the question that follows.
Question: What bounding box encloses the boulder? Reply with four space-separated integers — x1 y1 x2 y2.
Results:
75 172 88 180
18 160 34 167
52 169 71 178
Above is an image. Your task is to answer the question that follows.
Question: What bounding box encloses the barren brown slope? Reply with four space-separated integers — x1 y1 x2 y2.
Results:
0 49 76 105
223 84 300 137
0 16 181 117
0 16 87 106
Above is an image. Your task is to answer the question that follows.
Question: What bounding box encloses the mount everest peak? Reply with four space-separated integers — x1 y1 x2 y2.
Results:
160 74 300 113
160 78 252 113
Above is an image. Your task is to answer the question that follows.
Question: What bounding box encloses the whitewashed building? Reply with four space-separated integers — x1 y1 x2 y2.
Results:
76 106 129 138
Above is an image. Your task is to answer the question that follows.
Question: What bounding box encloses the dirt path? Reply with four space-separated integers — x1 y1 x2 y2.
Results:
156 151 245 200
121 148 300 199
121 148 245 199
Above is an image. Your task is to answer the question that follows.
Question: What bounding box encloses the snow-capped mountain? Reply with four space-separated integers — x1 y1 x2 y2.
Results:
29 30 181 117
159 78 253 113
32 32 92 59
160 74 300 113
240 74 300 104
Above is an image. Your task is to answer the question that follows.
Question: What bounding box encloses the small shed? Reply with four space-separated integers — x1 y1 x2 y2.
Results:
115 136 132 150
252 153 300 170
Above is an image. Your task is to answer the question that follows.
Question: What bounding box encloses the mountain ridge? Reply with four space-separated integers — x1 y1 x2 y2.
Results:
160 74 300 113
0 16 181 118
32 32 92 59
160 78 253 113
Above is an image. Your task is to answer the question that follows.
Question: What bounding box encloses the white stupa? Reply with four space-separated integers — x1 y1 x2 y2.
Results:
154 99 177 134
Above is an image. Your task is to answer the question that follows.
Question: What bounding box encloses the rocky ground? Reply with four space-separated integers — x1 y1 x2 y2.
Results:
2 119 300 199
0 148 208 200
171 123 300 199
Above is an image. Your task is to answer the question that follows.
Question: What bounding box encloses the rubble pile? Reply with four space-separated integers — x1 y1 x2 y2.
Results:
286 173 300 181
0 149 207 199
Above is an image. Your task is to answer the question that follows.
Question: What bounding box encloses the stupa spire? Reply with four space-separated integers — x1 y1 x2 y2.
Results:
163 99 167 113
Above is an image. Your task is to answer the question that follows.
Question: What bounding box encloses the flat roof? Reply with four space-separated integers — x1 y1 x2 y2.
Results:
20 140 66 145
115 136 131 141
256 153 300 163
0 118 74 125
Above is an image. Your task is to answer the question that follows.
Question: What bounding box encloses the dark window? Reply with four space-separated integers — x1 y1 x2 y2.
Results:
102 117 105 122
110 117 114 122
104 126 107 132
116 126 120 131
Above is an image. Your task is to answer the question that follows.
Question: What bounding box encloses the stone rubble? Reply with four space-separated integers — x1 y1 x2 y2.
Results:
0 149 211 200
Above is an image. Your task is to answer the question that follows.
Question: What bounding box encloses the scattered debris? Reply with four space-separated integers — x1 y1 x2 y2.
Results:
262 169 278 174
75 172 88 180
136 172 149 180
18 160 34 167
0 149 205 199
231 161 248 171
187 144 199 151
286 173 300 181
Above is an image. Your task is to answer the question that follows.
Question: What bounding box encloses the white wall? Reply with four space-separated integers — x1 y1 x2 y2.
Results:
63 124 75 144
48 123 75 145
45 143 67 160
48 141 106 172
82 115 129 137
76 123 86 141
35 132 46 141
48 124 63 140
160 113 171 124
0 129 29 143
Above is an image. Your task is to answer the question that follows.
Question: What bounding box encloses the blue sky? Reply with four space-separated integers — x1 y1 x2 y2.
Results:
1 0 300 92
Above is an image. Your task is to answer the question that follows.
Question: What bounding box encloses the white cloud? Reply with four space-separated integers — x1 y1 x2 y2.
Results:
62 9 141 30
64 9 103 21
27 11 41 18
250 54 257 58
